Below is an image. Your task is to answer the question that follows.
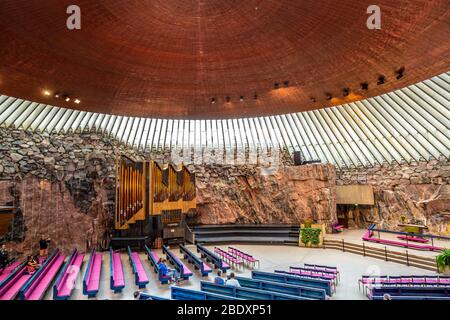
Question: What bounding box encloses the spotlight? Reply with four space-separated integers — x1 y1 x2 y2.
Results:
64 95 70 102
360 82 369 90
54 92 61 98
343 88 350 97
395 66 405 80
211 97 216 104
325 93 332 100
273 83 280 90
240 96 244 102
310 97 316 103
377 75 386 85
283 80 289 87
226 96 231 103
43 90 51 96
74 99 80 104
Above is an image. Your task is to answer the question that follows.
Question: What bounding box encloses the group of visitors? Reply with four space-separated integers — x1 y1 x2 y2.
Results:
214 270 240 287
0 235 51 275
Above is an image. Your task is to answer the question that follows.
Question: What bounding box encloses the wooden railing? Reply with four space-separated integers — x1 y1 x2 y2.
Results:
323 238 438 272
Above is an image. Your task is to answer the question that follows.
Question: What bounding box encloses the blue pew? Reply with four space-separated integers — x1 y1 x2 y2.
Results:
162 245 193 280
180 244 212 277
252 270 332 296
200 281 308 300
144 245 171 284
171 286 241 300
196 244 230 272
368 286 449 299
236 276 326 300
139 293 170 300
127 246 149 288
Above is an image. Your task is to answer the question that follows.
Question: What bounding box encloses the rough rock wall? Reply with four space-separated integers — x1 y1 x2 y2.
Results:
0 128 144 256
336 157 450 236
192 164 337 231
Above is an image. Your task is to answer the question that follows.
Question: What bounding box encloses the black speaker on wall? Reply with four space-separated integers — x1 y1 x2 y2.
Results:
293 151 302 166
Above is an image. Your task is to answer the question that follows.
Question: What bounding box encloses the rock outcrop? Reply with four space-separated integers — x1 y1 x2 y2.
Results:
337 158 450 236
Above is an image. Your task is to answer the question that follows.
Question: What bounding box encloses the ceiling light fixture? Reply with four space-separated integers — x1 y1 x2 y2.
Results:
74 99 80 104
360 82 369 90
343 88 350 97
325 93 332 100
54 92 60 98
310 97 316 103
377 75 386 85
395 66 405 80
283 80 289 87
211 97 216 104
240 96 244 102
43 90 51 96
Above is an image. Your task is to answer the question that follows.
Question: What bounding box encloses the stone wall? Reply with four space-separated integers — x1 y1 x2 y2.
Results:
0 127 322 257
336 157 450 236
192 164 337 230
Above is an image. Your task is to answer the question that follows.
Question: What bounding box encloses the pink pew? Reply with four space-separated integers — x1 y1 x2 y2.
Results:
53 249 85 300
83 250 102 297
0 261 22 284
362 229 443 251
228 247 260 268
128 247 149 288
109 247 125 293
0 265 31 300
19 250 66 300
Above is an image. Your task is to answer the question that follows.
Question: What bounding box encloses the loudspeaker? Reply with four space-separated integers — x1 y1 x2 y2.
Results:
293 151 302 166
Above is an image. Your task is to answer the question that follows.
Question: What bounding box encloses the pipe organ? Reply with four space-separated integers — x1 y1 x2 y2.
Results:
115 156 196 242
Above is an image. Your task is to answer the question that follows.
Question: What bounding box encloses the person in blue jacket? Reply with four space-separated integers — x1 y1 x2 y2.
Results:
157 258 180 284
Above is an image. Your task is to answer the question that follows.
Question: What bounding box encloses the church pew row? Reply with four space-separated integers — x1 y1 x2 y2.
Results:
362 228 443 251
171 286 241 300
200 281 307 300
371 295 450 300
0 261 22 284
19 250 66 300
109 247 125 293
163 245 193 280
127 247 149 288
179 244 212 277
0 263 29 300
196 244 230 273
275 270 336 292
214 247 243 270
252 270 333 296
139 293 170 300
289 266 338 285
53 249 84 300
236 276 326 300
367 286 450 300
228 247 259 268
83 249 102 298
304 263 340 280
144 245 171 284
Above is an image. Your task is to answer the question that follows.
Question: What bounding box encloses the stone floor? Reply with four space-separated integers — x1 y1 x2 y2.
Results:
43 243 440 300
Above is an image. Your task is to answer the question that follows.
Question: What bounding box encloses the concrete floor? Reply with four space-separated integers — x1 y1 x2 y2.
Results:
43 243 440 300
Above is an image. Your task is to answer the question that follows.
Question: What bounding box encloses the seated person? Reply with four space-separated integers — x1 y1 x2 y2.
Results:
0 245 9 271
225 272 241 287
214 270 225 285
26 255 40 274
133 291 152 300
157 258 181 284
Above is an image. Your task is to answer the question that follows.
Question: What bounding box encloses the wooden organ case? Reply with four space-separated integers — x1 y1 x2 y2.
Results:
114 156 196 246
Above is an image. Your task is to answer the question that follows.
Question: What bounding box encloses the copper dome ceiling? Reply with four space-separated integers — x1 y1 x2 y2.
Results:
0 0 449 119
